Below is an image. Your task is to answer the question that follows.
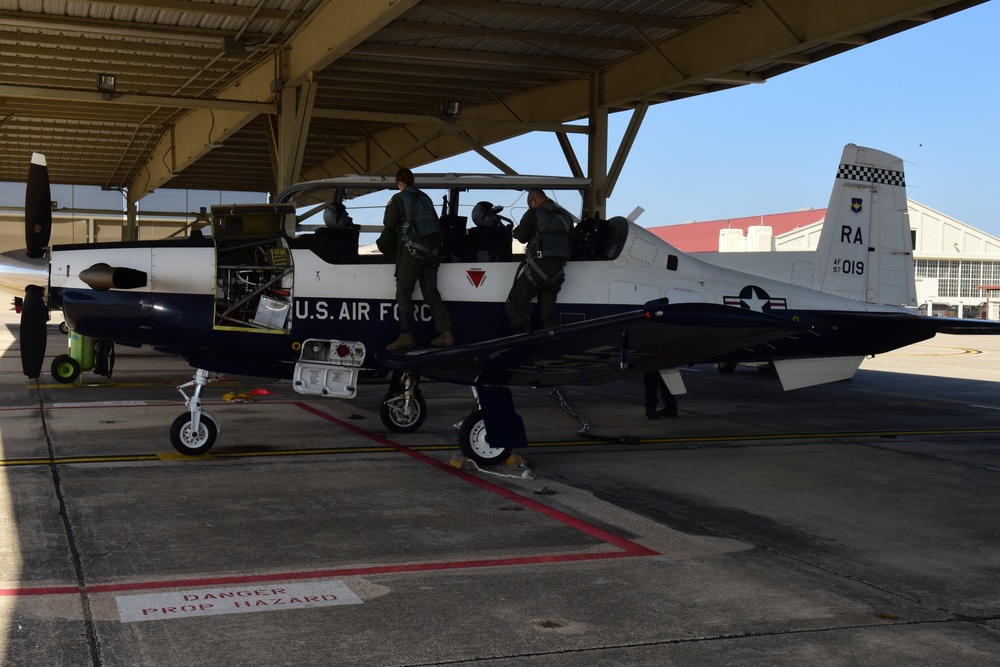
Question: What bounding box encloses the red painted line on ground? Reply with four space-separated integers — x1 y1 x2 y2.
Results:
0 585 79 596
294 402 657 557
0 399 310 414
1 550 641 597
0 400 658 598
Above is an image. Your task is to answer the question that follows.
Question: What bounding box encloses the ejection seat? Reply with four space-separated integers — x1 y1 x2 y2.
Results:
307 203 359 264
462 201 513 262
571 215 629 261
438 214 467 263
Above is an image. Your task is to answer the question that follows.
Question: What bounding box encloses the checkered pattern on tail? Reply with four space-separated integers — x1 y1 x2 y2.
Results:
836 163 905 186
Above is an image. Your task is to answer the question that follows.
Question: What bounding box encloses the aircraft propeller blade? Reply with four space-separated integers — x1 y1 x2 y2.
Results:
19 284 47 379
25 152 52 259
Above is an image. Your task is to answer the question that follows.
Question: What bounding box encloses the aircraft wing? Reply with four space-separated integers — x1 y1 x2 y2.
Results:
376 301 806 387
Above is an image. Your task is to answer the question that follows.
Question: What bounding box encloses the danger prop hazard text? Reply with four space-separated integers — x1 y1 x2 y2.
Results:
116 581 362 623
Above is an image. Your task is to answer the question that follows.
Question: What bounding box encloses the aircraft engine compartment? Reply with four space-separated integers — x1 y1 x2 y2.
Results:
211 204 295 333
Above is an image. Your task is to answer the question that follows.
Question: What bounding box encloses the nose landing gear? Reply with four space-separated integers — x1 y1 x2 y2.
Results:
171 369 222 455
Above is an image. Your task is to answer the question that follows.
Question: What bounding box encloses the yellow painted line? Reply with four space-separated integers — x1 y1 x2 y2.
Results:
879 346 982 357
4 428 998 469
534 427 1000 448
33 380 241 389
0 444 458 467
1 455 160 466
210 445 457 459
155 452 215 461
5 428 998 468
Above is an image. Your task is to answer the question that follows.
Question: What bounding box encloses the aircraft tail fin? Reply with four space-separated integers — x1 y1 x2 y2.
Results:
813 144 916 306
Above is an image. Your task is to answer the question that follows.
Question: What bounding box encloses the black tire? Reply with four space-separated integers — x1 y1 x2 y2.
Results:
170 412 218 455
58 321 70 334
379 389 427 433
716 361 736 373
458 410 512 466
51 354 81 384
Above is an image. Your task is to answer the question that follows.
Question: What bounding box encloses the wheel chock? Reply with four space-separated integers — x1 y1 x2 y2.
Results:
450 453 535 479
502 453 526 468
449 455 478 470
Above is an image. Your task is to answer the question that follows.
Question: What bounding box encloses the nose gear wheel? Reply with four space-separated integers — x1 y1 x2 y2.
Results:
170 412 219 455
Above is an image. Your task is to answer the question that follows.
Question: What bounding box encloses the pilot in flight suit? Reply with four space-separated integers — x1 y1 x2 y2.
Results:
380 167 453 352
504 188 573 332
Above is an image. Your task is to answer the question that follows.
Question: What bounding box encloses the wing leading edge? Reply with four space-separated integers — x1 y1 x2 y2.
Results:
377 301 806 387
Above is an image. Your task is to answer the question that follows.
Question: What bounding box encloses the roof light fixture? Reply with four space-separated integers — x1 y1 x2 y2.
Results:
97 73 116 99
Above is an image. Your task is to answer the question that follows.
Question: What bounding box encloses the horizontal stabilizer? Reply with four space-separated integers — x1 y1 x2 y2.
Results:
918 316 1000 335
773 356 864 390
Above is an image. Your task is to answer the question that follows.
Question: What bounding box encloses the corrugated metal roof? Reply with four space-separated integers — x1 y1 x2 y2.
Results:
0 0 986 196
650 209 827 253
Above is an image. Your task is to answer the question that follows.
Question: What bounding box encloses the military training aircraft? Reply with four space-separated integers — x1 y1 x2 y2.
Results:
3 144 998 464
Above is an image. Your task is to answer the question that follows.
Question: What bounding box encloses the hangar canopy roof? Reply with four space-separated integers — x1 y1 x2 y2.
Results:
0 0 985 197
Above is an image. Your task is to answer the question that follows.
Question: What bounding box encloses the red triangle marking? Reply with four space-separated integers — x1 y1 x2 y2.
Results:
467 270 486 288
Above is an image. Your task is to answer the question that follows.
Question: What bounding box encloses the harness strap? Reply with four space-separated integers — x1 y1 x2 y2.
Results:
524 258 564 287
407 240 437 260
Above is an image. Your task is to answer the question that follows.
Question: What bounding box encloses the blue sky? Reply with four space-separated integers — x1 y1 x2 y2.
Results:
434 1 1000 235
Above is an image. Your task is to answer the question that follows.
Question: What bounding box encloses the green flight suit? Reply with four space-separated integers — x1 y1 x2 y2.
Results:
504 199 573 331
382 188 452 335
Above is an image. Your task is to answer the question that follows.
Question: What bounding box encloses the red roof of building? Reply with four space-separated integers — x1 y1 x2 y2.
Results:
648 208 827 253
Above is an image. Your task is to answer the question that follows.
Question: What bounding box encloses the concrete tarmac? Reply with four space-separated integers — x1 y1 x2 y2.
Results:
1 312 999 666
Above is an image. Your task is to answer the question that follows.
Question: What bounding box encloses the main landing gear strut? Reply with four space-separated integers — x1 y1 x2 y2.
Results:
379 371 427 433
378 374 525 466
170 369 222 455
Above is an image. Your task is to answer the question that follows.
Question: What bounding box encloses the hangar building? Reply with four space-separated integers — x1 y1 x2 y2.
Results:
649 200 1000 319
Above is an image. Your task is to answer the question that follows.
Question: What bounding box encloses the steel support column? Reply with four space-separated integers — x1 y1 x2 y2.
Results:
271 79 317 191
587 72 608 218
123 196 138 242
